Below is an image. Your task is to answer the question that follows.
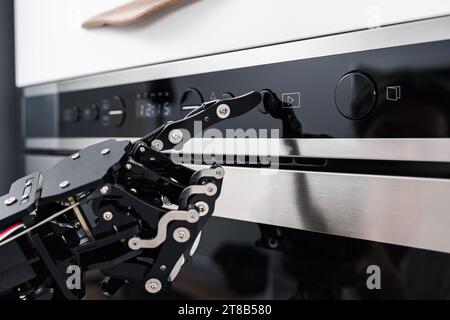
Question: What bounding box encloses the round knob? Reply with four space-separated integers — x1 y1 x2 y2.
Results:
62 106 80 123
82 104 99 122
99 96 126 127
180 88 203 116
334 72 377 120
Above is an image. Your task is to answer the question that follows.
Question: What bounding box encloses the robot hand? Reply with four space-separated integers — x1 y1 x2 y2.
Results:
0 91 263 300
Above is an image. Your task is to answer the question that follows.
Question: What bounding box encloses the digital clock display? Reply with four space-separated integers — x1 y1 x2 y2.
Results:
135 99 171 118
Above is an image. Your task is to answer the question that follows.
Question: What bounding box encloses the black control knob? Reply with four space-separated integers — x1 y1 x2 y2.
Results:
259 89 278 114
180 88 203 116
62 106 80 123
221 92 234 100
334 72 377 120
99 96 126 128
81 104 99 122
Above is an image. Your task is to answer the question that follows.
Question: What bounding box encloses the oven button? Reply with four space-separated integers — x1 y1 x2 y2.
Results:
180 88 203 116
221 92 234 100
101 109 126 128
334 72 377 120
100 96 126 127
82 104 99 122
62 106 80 123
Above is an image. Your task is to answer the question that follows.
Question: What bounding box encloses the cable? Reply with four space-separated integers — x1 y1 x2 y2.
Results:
0 202 80 247
0 222 25 242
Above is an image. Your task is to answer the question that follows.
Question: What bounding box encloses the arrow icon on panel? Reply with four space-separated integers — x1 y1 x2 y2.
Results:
281 92 301 108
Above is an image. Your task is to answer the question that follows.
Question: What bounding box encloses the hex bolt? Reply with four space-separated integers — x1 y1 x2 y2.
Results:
160 265 167 272
215 167 224 179
103 211 114 221
59 180 70 189
145 278 162 294
100 185 109 195
71 153 80 160
125 163 132 170
139 146 146 153
186 210 199 223
216 104 231 119
169 129 183 144
205 183 217 196
128 238 139 250
4 196 17 206
101 148 110 155
151 139 164 151
195 201 209 216
173 227 190 243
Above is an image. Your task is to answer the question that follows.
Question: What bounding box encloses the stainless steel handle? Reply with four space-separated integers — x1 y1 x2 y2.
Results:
205 165 450 254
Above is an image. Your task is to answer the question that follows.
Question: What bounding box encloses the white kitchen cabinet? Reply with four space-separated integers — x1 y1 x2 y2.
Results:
15 0 450 87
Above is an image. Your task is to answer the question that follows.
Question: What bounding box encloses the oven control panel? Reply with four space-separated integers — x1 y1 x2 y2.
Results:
26 40 450 139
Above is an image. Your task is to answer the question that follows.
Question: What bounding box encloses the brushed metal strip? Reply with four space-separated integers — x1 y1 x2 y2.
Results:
23 15 450 96
26 138 450 162
24 154 450 253
211 166 450 254
25 137 136 151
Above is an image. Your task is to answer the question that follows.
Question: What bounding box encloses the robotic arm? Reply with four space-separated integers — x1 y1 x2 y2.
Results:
0 91 267 300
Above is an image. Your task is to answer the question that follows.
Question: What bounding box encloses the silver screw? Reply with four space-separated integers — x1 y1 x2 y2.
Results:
100 185 109 195
173 227 190 243
59 180 70 189
101 148 110 155
169 129 183 144
151 139 164 151
4 196 17 206
186 210 199 223
71 153 80 160
216 104 231 119
145 278 162 294
215 167 224 179
125 163 132 170
195 201 209 216
128 238 139 250
103 211 113 221
205 183 217 196
139 146 146 153
160 265 167 272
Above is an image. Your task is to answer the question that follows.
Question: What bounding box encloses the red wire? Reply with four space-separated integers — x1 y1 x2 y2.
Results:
0 222 24 237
